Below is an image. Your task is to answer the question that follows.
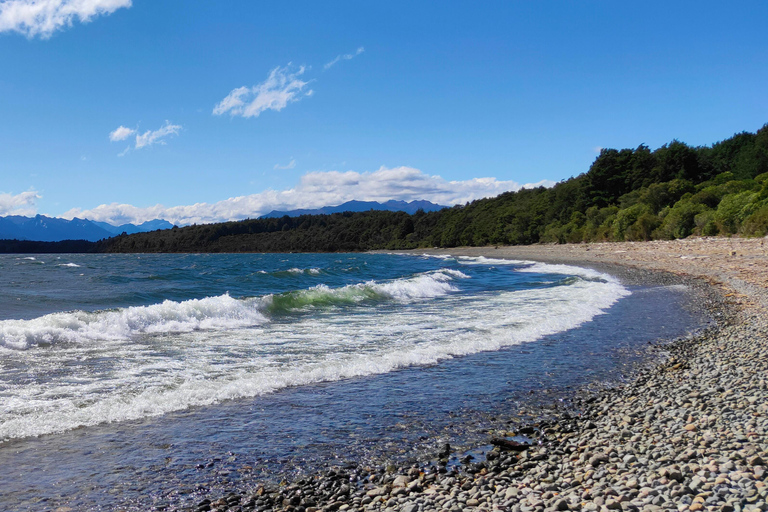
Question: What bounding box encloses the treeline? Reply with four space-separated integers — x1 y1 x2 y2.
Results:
97 210 440 252
0 239 96 253
94 123 768 253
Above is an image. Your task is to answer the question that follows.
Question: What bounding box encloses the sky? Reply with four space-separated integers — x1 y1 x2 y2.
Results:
1 1 767 226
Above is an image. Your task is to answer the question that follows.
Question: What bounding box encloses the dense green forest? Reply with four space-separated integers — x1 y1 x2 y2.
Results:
89 123 768 252
0 239 94 253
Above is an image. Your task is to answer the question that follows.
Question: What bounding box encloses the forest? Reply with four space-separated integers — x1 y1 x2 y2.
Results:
6 124 766 254
97 123 768 253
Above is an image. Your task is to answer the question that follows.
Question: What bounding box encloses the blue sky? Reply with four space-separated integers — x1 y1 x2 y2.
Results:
1 1 767 225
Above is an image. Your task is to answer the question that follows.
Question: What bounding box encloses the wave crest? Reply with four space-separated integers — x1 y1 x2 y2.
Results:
0 295 268 350
0 270 469 350
264 269 467 313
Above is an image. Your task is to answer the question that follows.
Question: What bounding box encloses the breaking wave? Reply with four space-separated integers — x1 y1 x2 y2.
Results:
0 295 269 351
0 269 469 350
264 269 467 313
0 255 632 441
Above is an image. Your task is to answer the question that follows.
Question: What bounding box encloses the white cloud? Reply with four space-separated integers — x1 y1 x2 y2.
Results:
0 190 40 216
213 64 312 118
0 0 131 39
109 125 136 142
60 166 555 226
324 46 365 70
109 121 181 154
274 159 296 170
135 121 181 149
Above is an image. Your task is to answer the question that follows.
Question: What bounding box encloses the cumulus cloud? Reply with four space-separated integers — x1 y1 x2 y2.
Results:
109 125 136 142
274 159 296 170
213 64 312 118
0 190 40 216
324 46 365 70
110 121 181 154
0 0 131 39
60 166 555 226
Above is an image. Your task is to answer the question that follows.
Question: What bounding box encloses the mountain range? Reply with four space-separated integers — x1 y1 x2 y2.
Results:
0 215 174 242
91 219 175 236
260 199 447 218
0 201 446 242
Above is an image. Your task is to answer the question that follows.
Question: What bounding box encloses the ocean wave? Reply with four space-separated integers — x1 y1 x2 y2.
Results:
263 269 468 313
453 256 614 283
0 269 469 350
456 255 530 266
17 256 44 264
0 264 629 441
287 267 321 275
0 294 269 350
514 262 613 283
265 267 323 277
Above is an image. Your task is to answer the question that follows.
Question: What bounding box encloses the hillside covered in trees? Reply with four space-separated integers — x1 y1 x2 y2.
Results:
89 123 768 253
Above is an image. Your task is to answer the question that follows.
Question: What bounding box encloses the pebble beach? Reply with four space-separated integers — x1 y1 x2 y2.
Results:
178 238 767 512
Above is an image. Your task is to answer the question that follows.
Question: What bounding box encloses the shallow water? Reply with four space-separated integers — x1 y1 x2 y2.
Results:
0 253 706 511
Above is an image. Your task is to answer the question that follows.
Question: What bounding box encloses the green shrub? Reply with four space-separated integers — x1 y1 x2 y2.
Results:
627 212 661 241
694 209 718 236
740 204 768 236
613 204 651 241
655 200 705 239
690 186 722 208
714 191 756 234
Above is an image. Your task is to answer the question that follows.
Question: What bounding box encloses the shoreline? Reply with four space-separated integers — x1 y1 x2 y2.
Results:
180 237 768 512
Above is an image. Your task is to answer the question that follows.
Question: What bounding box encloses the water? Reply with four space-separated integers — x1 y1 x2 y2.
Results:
0 253 705 510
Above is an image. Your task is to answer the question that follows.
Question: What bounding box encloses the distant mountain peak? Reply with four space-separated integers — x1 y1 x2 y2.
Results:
260 199 447 218
0 216 174 242
91 219 175 236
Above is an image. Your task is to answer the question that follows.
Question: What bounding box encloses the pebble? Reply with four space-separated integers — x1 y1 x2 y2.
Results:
163 242 768 512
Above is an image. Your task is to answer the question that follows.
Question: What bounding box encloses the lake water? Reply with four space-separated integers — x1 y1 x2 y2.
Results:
0 253 705 511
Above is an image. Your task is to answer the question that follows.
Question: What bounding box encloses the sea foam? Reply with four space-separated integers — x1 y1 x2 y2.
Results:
0 269 467 350
262 269 465 313
0 294 269 350
0 258 629 441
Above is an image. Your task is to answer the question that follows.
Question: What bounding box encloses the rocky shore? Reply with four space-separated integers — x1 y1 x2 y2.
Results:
178 238 768 512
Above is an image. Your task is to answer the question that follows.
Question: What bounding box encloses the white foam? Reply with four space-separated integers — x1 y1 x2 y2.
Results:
0 294 268 350
18 256 44 263
287 267 321 274
419 253 454 260
0 270 469 350
456 255 531 266
440 268 470 279
370 269 467 301
262 269 469 312
451 256 616 284
0 262 630 442
58 263 81 268
514 262 614 282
